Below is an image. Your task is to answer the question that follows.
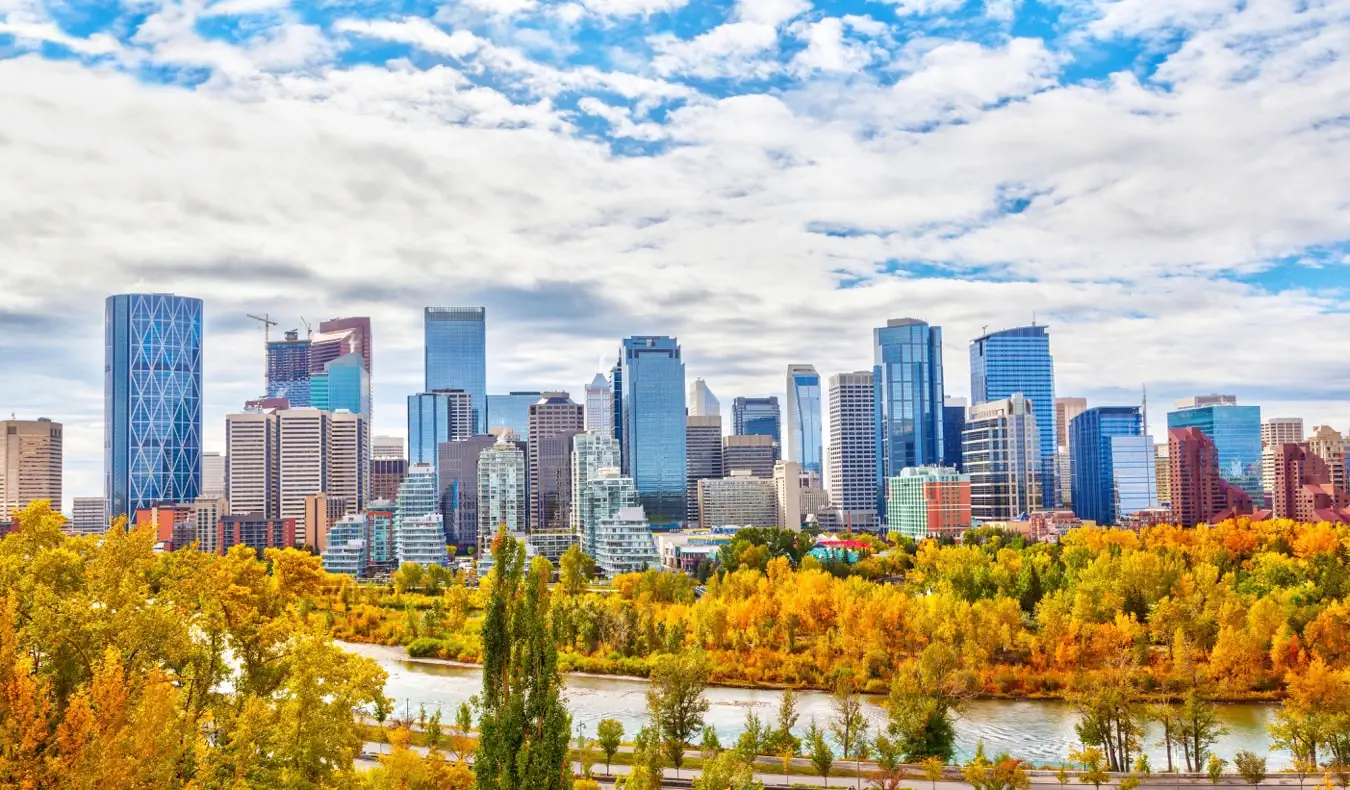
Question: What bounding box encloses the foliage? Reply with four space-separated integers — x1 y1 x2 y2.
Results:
596 718 624 775
806 718 834 782
559 546 595 597
830 674 869 763
1071 747 1110 790
885 642 971 761
1208 754 1229 785
693 750 763 790
964 744 1031 790
646 650 711 774
1235 751 1268 788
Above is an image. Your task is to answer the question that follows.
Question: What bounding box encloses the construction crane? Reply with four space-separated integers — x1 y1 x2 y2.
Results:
299 316 313 340
247 313 278 343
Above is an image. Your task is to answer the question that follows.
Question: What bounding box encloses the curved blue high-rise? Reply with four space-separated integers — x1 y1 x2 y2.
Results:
970 325 1056 509
105 294 203 519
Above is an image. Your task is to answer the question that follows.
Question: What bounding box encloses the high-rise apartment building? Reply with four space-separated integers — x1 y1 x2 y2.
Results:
71 497 107 535
971 326 1056 509
1154 442 1171 504
477 436 526 553
193 496 227 554
685 416 724 527
277 408 330 540
1069 407 1157 526
722 434 775 479
438 435 497 549
591 506 659 576
732 396 781 448
226 411 278 519
218 515 295 558
1306 426 1346 493
1167 395 1262 502
329 410 368 515
201 451 225 500
407 390 473 468
528 393 584 532
785 365 823 476
1 418 62 519
424 307 487 433
572 432 623 533
392 464 446 566
486 392 543 440
1270 443 1350 522
321 516 370 577
1168 427 1255 527
698 471 777 529
105 293 203 518
688 378 720 418
885 466 971 540
942 398 966 472
874 319 945 517
828 371 878 530
620 336 687 527
577 467 640 558
964 394 1041 522
585 374 614 436
1261 418 1305 496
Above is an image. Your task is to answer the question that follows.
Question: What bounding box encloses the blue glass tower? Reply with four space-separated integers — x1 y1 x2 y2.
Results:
266 331 311 406
486 392 542 439
408 390 473 469
874 319 945 515
620 336 686 527
785 365 822 476
312 353 369 420
1167 395 1262 501
970 325 1056 507
942 398 966 472
425 307 486 433
105 293 203 518
1070 406 1157 525
732 396 781 447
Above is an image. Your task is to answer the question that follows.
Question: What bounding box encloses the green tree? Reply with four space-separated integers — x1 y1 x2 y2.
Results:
596 718 624 776
807 718 834 787
701 726 722 757
559 545 595 597
885 642 972 761
693 750 763 790
736 709 769 758
1208 755 1229 786
1235 751 1267 790
1071 672 1143 772
829 676 867 769
773 687 802 754
1179 690 1227 774
647 650 711 776
475 532 573 790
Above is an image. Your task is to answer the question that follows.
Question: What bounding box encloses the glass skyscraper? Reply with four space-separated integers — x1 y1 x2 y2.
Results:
407 390 474 468
486 392 542 439
1167 395 1262 501
874 319 945 516
105 293 204 518
424 307 487 433
266 331 311 406
620 336 687 527
732 396 781 447
1070 406 1157 525
785 365 822 476
970 325 1056 509
942 397 967 472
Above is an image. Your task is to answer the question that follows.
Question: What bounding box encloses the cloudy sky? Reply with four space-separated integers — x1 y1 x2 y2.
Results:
2 0 1348 508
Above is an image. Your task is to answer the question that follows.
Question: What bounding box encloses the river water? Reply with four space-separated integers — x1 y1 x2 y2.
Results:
343 643 1290 768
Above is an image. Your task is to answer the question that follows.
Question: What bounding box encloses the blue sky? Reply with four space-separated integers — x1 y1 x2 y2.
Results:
1 0 1349 506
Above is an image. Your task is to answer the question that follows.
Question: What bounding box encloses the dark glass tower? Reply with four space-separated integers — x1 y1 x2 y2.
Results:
620 336 686 527
732 396 781 449
424 307 487 433
873 318 945 516
970 325 1057 509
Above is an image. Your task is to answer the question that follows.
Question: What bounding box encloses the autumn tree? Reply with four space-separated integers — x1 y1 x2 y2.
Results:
647 650 711 776
885 642 972 761
1235 751 1267 790
559 546 595 597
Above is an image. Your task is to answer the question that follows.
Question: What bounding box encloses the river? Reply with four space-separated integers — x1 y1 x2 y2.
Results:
343 643 1290 768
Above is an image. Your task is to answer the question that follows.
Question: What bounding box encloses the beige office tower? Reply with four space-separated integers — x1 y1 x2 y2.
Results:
278 409 331 538
1054 398 1086 508
1307 426 1347 493
71 497 107 535
1154 442 1171 504
329 411 369 516
201 451 226 499
1 418 63 520
193 496 228 554
226 412 278 518
773 460 802 531
828 371 878 530
1261 418 1305 496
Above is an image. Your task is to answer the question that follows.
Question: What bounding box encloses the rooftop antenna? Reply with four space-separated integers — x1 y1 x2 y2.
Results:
1032 311 1037 326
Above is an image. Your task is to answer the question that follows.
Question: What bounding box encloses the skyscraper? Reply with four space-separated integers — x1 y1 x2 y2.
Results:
329 411 369 515
828 371 877 530
311 353 370 423
1069 406 1157 526
585 373 614 436
1167 395 1262 501
71 497 107 535
697 472 777 528
1307 426 1347 493
688 378 721 418
407 390 473 468
1168 427 1221 528
527 393 584 532
732 396 781 448
226 411 278 519
1261 417 1305 497
105 293 203 518
201 451 225 500
317 316 372 375
572 431 623 534
577 468 640 558
785 365 822 476
477 436 526 553
685 416 724 527
486 392 543 440
394 464 447 567
970 325 1056 509
964 394 1041 522
1055 397 1087 508
874 319 945 517
276 408 330 539
1 418 62 520
942 397 966 472
425 307 487 433
266 330 311 405
373 435 404 459
620 336 687 527
722 434 776 479
438 435 496 548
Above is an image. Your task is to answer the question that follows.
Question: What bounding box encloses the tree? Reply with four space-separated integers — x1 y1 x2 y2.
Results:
773 687 802 754
1071 670 1143 772
625 726 667 790
830 676 868 775
1071 747 1110 790
1149 702 1181 774
475 533 573 790
807 718 834 787
923 756 946 790
872 734 907 790
596 718 624 776
559 546 595 597
885 643 971 761
647 650 711 776
1208 755 1229 786
1179 690 1227 774
966 744 1031 790
701 726 722 757
694 750 764 790
737 709 769 759
1235 751 1267 790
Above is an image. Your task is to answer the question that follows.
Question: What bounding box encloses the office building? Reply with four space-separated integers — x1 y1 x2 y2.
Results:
1154 443 1171 504
1270 443 1350 522
942 398 966 472
486 392 543 440
1307 426 1347 493
577 467 640 558
885 466 972 540
105 293 203 518
276 408 330 536
610 364 624 448
311 353 371 423
193 496 227 555
408 390 473 468
970 325 1056 509
71 497 107 535
686 416 724 527
1055 397 1087 507
135 503 194 547
477 436 526 553
722 434 775 479
266 330 312 405
329 411 368 515
308 325 361 376
1 418 62 519
828 371 878 530
1167 395 1262 502
1261 418 1305 497
1055 398 1088 449
875 319 945 518
785 364 823 475
528 393 584 532
732 396 781 448
226 411 279 519
964 394 1041 522
395 514 449 567
200 451 225 500
1168 427 1255 528
303 492 348 552
773 460 803 531
425 307 487 433
372 458 408 503
698 471 777 528
218 514 295 558
688 378 721 419
1069 407 1157 526
322 515 369 577
620 336 687 527
585 374 614 436
373 435 404 459
439 435 497 549
572 432 623 533
592 506 659 576
800 472 836 531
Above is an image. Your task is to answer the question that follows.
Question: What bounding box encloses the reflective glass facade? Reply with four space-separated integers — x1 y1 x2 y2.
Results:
970 326 1056 507
1167 400 1262 501
732 396 781 447
424 307 486 433
1070 407 1157 525
407 390 473 468
874 319 944 516
266 334 311 406
621 336 686 527
486 392 541 439
943 400 966 471
785 365 822 476
105 294 203 518
324 354 370 421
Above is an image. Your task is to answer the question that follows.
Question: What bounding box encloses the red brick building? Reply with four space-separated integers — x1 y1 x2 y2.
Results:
1270 443 1350 522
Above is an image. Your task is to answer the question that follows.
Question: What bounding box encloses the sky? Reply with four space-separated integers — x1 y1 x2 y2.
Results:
1 0 1349 510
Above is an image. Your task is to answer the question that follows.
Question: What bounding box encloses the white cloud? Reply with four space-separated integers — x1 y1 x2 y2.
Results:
579 0 690 18
735 0 810 27
789 17 875 76
334 17 486 58
201 0 290 17
0 19 121 55
649 22 781 78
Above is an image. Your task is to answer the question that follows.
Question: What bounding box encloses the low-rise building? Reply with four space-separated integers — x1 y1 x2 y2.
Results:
698 471 777 529
592 506 659 576
218 514 296 558
322 516 370 577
